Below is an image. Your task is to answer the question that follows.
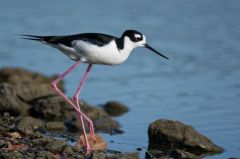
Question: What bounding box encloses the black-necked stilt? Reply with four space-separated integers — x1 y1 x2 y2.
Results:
22 30 168 153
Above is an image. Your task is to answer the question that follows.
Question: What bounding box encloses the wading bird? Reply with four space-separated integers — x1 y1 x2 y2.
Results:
23 30 168 153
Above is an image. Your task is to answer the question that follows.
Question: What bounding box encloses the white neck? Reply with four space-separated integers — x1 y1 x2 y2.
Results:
118 36 135 59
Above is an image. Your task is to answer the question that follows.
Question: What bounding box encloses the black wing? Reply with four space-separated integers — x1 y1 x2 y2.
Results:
21 33 117 47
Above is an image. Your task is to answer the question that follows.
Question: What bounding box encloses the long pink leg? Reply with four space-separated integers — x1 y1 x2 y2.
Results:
50 61 92 152
73 64 96 142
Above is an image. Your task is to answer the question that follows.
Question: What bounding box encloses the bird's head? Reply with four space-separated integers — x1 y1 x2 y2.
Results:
122 30 169 60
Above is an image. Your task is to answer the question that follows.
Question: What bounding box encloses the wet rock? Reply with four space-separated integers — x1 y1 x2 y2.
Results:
94 118 122 134
81 101 122 134
17 116 45 134
92 151 140 159
14 83 56 102
80 100 110 119
102 101 129 117
0 139 8 149
65 100 122 134
31 136 54 147
45 139 66 153
146 146 203 159
0 67 140 158
0 67 58 85
0 132 71 159
72 154 85 159
30 96 67 121
28 95 122 134
46 121 66 131
0 83 30 116
0 67 64 102
32 131 44 138
148 119 224 156
116 152 141 159
0 67 122 135
145 149 169 159
106 152 140 159
0 112 16 131
62 145 74 156
0 124 138 159
91 151 107 159
169 149 199 159
0 151 24 159
36 151 54 159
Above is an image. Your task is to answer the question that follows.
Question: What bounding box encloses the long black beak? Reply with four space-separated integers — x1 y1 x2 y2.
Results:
144 43 169 60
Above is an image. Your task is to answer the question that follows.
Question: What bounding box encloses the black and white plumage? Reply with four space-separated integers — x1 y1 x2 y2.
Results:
22 30 168 65
21 30 168 153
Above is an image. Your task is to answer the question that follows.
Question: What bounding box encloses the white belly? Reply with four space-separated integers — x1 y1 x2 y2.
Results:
73 40 129 65
57 39 133 65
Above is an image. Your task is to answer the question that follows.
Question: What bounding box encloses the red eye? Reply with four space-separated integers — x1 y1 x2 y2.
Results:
136 37 142 41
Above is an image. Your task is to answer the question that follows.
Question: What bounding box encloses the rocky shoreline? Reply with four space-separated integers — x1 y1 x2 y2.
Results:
0 67 223 159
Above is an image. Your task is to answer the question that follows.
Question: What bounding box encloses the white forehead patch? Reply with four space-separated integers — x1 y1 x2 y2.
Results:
134 34 141 39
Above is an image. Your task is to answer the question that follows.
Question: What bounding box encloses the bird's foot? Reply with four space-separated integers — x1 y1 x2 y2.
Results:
89 124 97 142
77 133 107 154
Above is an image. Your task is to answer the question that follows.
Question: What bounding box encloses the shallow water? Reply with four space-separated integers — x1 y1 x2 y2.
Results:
1 0 240 158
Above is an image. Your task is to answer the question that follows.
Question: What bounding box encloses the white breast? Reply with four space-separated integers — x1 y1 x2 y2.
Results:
72 40 131 65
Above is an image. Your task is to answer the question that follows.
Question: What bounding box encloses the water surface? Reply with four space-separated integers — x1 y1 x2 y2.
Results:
0 1 240 158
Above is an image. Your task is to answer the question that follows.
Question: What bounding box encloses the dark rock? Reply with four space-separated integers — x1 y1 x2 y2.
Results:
0 67 64 102
0 112 16 131
31 136 54 147
81 100 121 132
45 139 66 153
169 149 199 159
0 67 122 135
0 124 138 159
106 152 140 159
0 83 30 116
32 131 44 138
17 116 45 134
94 118 122 134
0 67 140 158
0 151 24 159
62 145 74 156
92 151 107 159
14 83 56 102
102 101 129 117
71 151 85 159
146 147 201 159
29 96 122 134
24 152 36 159
80 100 110 119
145 149 169 159
148 119 224 155
36 151 54 159
65 100 122 134
30 96 68 121
0 67 59 85
46 121 66 131
136 147 142 151
93 151 140 159
0 138 8 148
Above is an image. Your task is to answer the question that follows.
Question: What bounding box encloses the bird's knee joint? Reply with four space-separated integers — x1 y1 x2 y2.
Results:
88 120 93 125
51 82 57 89
73 96 78 103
